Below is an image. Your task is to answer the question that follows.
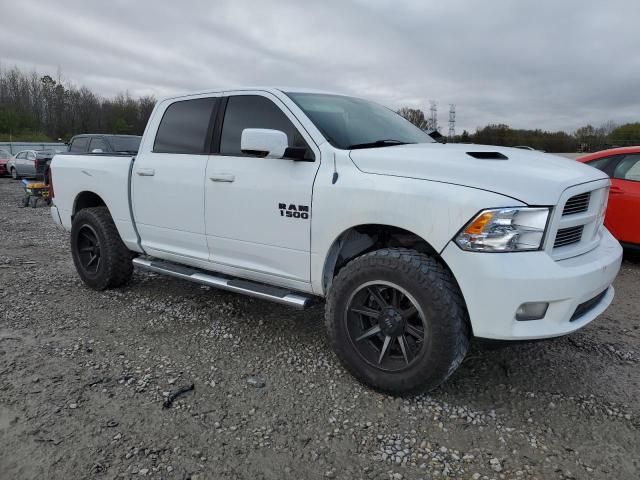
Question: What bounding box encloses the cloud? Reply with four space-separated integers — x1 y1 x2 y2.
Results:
1 0 638 132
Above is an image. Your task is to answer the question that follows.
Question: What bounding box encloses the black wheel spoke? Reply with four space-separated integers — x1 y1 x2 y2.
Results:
378 335 393 364
390 288 398 306
87 254 98 267
405 324 424 340
398 335 412 365
350 305 380 319
80 231 94 244
402 305 418 319
355 324 381 342
79 246 94 252
367 286 388 308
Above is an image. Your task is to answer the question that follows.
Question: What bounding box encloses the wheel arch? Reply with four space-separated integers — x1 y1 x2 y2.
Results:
321 224 458 294
72 191 108 219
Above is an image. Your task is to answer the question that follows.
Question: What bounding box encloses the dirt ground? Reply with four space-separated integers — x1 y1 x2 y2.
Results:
0 177 638 480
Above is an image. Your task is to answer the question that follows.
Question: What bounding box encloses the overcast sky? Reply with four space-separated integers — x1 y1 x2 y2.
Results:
1 0 638 133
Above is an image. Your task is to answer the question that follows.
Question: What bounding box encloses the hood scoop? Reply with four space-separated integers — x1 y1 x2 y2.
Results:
466 151 508 160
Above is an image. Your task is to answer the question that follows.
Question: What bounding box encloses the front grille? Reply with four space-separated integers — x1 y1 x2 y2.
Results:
570 289 607 322
563 192 591 216
554 225 584 248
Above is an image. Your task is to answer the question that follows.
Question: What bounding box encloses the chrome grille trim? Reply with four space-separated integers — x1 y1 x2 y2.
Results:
562 192 591 216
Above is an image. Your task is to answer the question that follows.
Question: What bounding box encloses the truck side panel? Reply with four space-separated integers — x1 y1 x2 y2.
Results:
51 154 142 252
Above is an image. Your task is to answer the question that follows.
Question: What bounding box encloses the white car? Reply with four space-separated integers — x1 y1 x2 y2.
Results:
49 88 622 394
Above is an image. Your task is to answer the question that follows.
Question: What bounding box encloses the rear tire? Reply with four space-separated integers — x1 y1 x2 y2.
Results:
325 248 469 395
70 207 134 290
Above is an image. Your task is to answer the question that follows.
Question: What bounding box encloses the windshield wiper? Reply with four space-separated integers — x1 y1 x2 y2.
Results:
347 139 413 150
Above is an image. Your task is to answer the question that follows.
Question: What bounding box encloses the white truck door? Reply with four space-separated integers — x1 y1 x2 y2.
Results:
205 93 320 283
132 95 219 260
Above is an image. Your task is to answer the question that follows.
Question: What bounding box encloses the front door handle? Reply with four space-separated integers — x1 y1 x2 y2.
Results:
136 168 155 176
209 174 235 183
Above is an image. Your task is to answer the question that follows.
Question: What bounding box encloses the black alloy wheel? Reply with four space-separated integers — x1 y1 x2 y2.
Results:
345 281 427 372
76 225 102 274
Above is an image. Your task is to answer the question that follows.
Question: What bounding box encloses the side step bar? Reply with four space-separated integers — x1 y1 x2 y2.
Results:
132 257 313 309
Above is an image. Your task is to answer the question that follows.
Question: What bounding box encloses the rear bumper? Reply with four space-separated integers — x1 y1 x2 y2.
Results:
442 228 623 340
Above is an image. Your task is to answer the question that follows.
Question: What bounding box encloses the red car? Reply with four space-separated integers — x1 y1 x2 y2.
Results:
0 148 11 176
578 146 640 249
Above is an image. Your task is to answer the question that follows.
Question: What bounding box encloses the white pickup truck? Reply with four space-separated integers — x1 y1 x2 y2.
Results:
50 88 622 393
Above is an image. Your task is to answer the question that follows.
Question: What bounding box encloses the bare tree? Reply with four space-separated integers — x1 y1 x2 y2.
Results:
397 107 432 130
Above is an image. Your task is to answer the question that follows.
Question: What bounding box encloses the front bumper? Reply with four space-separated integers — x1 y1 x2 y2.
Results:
441 228 622 340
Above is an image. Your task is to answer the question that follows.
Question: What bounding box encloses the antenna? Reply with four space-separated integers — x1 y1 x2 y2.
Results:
429 101 438 131
448 104 456 141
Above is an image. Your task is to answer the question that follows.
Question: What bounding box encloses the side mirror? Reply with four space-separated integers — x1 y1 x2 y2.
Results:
241 128 287 159
91 148 103 153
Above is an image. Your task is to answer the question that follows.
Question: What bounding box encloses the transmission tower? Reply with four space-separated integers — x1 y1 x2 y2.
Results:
448 104 456 141
429 101 438 131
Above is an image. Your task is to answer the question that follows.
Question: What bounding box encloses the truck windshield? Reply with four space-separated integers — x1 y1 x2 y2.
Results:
286 92 434 150
109 136 141 153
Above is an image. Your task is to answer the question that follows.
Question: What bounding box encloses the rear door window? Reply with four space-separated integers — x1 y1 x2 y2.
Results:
70 137 89 153
153 97 218 154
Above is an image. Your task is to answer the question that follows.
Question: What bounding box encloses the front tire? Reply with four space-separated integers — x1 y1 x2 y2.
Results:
325 248 469 394
11 168 18 180
70 207 133 290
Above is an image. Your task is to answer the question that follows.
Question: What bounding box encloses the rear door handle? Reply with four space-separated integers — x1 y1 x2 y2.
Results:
209 174 235 183
136 168 155 176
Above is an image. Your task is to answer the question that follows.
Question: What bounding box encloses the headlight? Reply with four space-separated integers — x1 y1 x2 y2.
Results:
455 207 549 252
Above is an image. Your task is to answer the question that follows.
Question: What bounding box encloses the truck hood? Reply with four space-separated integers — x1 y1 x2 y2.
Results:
349 143 608 205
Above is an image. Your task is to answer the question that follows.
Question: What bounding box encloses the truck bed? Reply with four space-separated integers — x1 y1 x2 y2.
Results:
50 153 141 252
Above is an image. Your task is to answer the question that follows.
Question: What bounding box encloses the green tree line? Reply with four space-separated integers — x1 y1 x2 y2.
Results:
398 107 640 152
0 66 155 142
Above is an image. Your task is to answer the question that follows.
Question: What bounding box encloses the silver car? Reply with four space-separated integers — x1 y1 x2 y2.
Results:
8 150 55 180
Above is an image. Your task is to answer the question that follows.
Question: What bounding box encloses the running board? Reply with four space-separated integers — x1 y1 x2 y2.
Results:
132 257 313 309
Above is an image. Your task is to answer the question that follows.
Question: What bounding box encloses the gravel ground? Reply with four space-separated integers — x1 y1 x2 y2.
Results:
0 177 638 480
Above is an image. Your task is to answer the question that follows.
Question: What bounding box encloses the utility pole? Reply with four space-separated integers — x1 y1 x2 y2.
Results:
429 101 438 131
448 104 456 141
